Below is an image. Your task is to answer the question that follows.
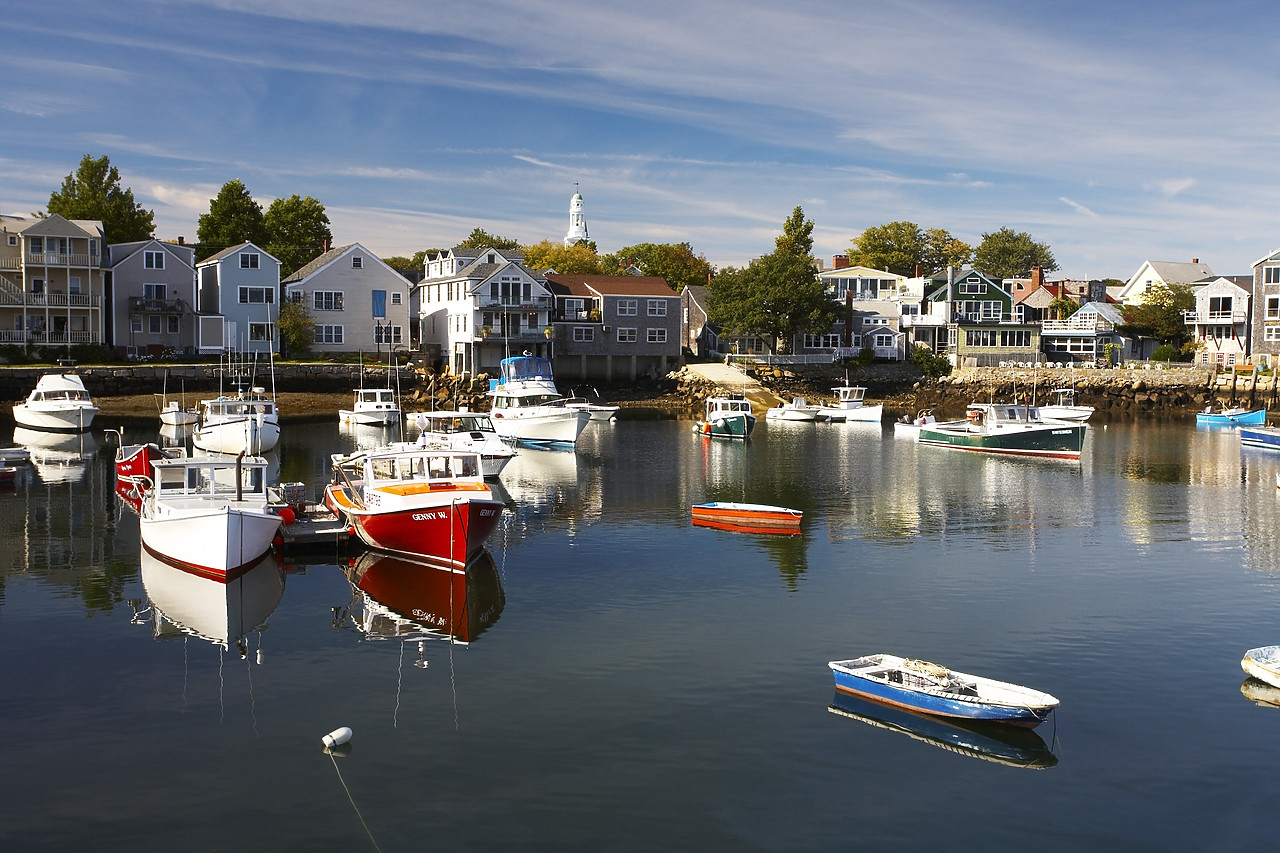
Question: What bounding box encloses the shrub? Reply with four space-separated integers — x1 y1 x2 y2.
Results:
1151 344 1178 363
909 343 952 378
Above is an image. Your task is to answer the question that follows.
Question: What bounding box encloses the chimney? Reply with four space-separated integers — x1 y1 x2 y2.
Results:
914 263 922 278
1031 266 1043 289
177 236 185 245
1192 258 1199 264
833 255 850 270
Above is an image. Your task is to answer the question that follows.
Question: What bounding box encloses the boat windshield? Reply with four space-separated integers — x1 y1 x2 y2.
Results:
367 452 480 482
501 356 553 382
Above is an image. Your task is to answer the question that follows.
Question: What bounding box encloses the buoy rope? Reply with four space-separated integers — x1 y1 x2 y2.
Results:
327 751 383 853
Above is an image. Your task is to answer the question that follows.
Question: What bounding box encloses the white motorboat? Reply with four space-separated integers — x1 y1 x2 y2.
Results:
1037 388 1094 422
765 396 823 422
156 371 199 426
340 388 401 427
564 388 620 422
13 373 98 432
140 454 283 581
487 355 590 448
893 409 946 439
816 385 883 423
192 387 281 454
1242 646 1280 689
411 410 515 478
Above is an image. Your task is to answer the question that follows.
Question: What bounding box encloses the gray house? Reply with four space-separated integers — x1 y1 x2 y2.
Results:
195 242 281 355
107 239 197 358
283 243 412 359
546 273 681 381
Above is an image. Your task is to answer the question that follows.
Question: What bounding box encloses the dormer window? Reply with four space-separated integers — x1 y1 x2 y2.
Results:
144 250 165 270
352 256 363 269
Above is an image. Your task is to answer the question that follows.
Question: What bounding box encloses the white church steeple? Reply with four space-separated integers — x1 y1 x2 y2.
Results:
563 185 589 247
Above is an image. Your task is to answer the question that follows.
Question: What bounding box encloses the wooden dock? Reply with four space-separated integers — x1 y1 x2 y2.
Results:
279 504 350 549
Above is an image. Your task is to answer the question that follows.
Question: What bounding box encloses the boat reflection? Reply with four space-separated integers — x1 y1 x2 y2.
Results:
14 427 101 484
158 421 195 449
827 691 1058 770
1241 677 1280 708
339 420 403 452
338 548 505 644
140 549 286 651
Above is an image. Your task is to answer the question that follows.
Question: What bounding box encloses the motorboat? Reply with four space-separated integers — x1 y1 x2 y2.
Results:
827 691 1058 769
693 394 756 439
108 428 181 514
893 409 946 439
410 410 514 478
691 502 802 534
1240 425 1280 451
829 654 1059 728
340 548 506 645
765 397 823 422
1241 646 1280 689
192 387 280 454
564 387 620 422
140 454 283 581
340 387 401 427
918 402 1087 460
12 373 98 432
156 372 199 426
487 355 590 448
816 384 883 423
1196 406 1266 426
1037 388 1094 422
324 446 504 567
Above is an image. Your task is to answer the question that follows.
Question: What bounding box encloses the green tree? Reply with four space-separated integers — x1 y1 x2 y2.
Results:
196 180 266 261
847 221 968 277
264 194 332 277
973 227 1058 279
276 298 315 358
47 154 154 242
1118 281 1195 347
456 228 520 251
1048 295 1079 320
908 342 952 378
521 239 604 274
601 242 715 291
775 205 815 258
709 254 835 353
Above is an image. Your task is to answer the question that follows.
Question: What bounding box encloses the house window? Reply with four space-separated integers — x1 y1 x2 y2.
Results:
29 237 43 253
966 329 999 347
959 280 985 295
144 250 165 270
1269 297 1280 319
149 315 161 334
1208 296 1233 318
802 334 841 349
248 322 275 342
617 299 638 316
1266 267 1280 284
68 276 81 294
314 291 343 310
167 316 179 334
374 325 403 345
352 256 363 269
239 286 274 304
6 235 14 246
617 327 638 343
31 279 44 294
315 325 344 344
240 252 260 269
647 328 667 343
999 330 1032 347
573 327 594 342
647 299 667 317
1266 326 1280 342
143 283 167 300
130 316 143 333
564 298 585 319
391 292 402 305
874 333 894 349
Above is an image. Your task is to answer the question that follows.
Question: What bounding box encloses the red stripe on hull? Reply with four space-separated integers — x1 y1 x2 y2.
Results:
141 540 271 583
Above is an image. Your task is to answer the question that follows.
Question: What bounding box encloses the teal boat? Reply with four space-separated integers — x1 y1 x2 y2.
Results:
693 395 756 439
918 403 1086 460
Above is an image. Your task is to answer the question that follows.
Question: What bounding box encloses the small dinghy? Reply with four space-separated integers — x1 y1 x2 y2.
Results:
829 654 1059 728
691 502 802 534
1241 646 1280 689
1196 406 1266 426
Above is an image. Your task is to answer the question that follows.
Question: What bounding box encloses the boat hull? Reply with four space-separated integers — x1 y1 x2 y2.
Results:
694 412 756 439
193 416 281 454
918 422 1086 459
12 403 99 432
490 408 590 447
1037 405 1093 422
691 502 802 530
340 408 401 427
140 505 282 582
1242 646 1280 689
325 484 504 566
1240 426 1280 450
817 403 883 423
829 656 1059 728
1197 409 1266 426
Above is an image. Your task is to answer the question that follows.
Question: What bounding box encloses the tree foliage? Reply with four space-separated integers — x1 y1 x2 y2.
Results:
600 242 714 291
774 206 815 258
263 194 332 277
847 221 970 277
520 239 604 275
1048 295 1079 321
1118 281 1195 346
908 342 952 378
973 227 1058 279
276 298 315 358
47 154 154 242
457 228 520 251
196 180 266 261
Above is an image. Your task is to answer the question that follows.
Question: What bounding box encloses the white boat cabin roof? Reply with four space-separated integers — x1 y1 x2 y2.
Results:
341 448 485 485
707 395 753 414
413 411 497 432
833 385 867 402
150 455 269 497
28 373 92 400
354 389 397 404
202 395 276 415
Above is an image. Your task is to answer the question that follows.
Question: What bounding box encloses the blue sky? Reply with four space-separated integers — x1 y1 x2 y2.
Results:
2 0 1278 280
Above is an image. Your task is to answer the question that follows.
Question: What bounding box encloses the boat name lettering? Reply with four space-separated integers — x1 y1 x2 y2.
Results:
1051 430 1071 435
412 511 441 521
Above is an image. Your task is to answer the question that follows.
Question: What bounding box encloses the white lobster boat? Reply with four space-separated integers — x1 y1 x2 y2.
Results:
192 387 281 454
411 410 514 478
816 385 883 423
13 373 98 432
140 454 283 581
340 388 400 427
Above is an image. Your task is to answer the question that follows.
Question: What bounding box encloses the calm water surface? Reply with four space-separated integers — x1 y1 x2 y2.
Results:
3 415 1280 850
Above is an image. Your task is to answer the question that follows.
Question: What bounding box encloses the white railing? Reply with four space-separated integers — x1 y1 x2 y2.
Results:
1041 316 1115 333
24 253 100 267
726 353 840 366
1183 309 1247 324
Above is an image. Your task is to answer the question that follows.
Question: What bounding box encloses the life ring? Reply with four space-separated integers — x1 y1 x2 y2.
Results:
493 412 503 418
967 409 981 425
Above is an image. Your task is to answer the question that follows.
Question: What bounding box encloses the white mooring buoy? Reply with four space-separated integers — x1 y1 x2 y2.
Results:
322 726 353 749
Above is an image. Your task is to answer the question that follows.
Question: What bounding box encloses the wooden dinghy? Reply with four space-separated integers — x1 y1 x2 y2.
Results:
690 502 802 535
1241 646 1280 689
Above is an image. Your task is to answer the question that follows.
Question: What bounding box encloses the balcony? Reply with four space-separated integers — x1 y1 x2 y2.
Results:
478 296 552 309
129 297 188 313
901 313 947 328
1042 316 1116 334
1183 309 1247 325
25 253 101 268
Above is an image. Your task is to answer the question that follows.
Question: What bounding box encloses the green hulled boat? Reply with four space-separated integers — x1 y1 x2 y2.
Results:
918 403 1086 460
693 394 756 439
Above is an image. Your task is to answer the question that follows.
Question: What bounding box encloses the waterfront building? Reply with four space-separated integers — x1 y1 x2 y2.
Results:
1183 275 1252 369
546 273 681 381
0 213 106 354
194 242 282 355
1250 248 1280 369
107 238 197 358
282 243 411 359
1118 258 1215 305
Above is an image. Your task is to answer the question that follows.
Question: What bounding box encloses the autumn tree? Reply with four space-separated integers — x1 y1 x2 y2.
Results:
196 180 266 261
847 221 970 277
47 154 154 242
276 298 315 358
264 194 332 277
1118 282 1195 348
457 228 520 251
600 242 714 291
973 227 1058 279
521 239 603 275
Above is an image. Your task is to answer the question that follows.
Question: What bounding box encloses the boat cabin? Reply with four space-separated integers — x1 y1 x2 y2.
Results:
706 395 753 417
354 389 396 409
151 456 268 499
416 412 498 435
342 449 487 498
833 386 867 404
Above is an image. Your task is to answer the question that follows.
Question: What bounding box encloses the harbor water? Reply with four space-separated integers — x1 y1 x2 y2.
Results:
2 415 1279 850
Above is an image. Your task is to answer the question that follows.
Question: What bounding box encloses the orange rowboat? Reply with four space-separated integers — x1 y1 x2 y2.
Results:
690 502 802 534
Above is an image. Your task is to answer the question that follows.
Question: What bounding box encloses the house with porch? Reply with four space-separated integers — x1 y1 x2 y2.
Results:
415 246 553 376
1041 300 1129 364
282 243 412 359
195 242 282 355
1183 276 1252 368
0 212 106 354
107 239 197 358
545 273 681 381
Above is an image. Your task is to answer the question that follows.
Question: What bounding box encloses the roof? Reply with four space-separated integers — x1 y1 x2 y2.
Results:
198 241 279 266
1131 260 1216 286
108 239 195 269
544 273 677 298
282 244 354 283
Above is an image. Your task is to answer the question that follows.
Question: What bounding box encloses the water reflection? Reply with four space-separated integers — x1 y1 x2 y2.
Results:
336 548 505 645
14 427 101 484
1240 678 1280 709
828 691 1058 770
338 420 403 452
140 550 285 651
